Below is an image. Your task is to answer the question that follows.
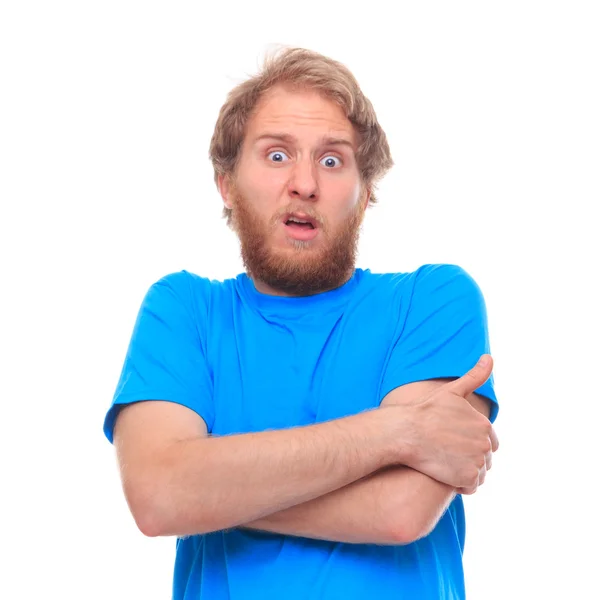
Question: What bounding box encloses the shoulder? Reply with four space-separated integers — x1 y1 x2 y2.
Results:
363 263 482 298
147 269 242 321
411 263 478 287
406 264 488 321
397 263 484 301
364 263 487 322
152 269 211 294
151 269 236 302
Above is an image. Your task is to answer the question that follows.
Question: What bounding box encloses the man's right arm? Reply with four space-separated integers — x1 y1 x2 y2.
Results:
114 401 400 538
113 356 496 540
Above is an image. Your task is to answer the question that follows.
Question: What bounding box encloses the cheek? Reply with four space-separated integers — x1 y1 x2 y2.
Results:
243 170 282 201
335 189 364 219
326 177 362 202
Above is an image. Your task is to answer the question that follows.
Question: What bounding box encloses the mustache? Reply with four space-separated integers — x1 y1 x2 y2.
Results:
276 209 321 224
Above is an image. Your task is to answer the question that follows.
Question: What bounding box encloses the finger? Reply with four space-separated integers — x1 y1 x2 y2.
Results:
485 450 492 471
447 354 494 398
490 426 499 452
457 484 478 495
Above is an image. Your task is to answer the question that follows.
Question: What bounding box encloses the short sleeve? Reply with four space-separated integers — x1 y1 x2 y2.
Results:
103 271 214 443
380 264 499 423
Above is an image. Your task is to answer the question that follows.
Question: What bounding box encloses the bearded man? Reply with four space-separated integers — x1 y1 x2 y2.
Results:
104 46 499 600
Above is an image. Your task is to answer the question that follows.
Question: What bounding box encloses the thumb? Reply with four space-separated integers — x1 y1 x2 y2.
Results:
448 354 494 398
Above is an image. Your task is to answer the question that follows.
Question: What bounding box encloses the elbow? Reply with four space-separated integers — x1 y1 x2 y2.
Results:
389 515 431 546
125 483 165 538
125 482 217 538
390 525 418 546
134 507 163 538
123 476 177 537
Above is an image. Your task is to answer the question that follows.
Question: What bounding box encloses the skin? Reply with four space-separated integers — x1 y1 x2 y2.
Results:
113 84 499 546
218 84 371 297
115 358 497 541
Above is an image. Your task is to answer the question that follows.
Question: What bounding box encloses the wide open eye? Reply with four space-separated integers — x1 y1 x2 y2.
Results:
267 151 290 163
320 155 342 168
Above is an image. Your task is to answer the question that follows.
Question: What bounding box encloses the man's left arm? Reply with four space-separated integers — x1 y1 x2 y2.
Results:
239 380 493 545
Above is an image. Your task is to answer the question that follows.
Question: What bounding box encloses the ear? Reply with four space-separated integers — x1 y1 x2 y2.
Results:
362 186 372 210
218 174 234 209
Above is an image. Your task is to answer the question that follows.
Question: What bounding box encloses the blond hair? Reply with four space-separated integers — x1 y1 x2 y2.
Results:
209 46 394 226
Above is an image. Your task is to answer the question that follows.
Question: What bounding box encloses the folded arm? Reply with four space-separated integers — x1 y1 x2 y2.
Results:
114 365 494 542
240 380 492 545
240 463 454 545
114 399 402 538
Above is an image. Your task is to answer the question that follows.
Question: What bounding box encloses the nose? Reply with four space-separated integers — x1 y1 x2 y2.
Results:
287 159 319 202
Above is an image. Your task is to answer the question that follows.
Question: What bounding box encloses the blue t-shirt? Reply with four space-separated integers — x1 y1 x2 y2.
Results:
104 263 498 600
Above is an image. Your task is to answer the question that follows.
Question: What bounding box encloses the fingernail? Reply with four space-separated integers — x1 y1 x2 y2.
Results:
478 356 489 367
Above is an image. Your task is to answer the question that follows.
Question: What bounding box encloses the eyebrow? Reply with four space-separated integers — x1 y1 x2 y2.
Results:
252 132 355 152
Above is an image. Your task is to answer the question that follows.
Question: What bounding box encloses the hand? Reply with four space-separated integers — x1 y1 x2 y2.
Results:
387 355 499 493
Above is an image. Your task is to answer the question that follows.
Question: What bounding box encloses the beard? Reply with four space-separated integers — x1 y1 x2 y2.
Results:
229 186 366 296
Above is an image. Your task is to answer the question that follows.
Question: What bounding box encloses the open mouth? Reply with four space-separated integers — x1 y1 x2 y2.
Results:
282 213 319 240
282 213 318 229
285 219 315 230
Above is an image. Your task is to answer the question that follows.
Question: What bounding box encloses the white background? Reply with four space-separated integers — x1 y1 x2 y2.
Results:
1 1 598 598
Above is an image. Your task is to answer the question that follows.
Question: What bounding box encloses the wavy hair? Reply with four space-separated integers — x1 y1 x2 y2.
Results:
209 46 394 226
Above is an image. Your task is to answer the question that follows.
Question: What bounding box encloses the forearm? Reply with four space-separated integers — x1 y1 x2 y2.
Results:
147 409 399 537
240 466 456 545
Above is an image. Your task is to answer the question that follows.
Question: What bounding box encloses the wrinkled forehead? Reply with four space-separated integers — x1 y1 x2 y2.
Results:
245 85 357 147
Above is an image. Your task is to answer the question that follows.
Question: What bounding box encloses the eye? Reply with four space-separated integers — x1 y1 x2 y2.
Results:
320 155 342 168
267 150 289 163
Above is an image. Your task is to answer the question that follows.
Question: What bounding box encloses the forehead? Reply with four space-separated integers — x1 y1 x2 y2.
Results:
246 86 357 146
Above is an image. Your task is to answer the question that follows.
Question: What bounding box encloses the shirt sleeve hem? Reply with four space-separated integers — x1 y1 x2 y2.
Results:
103 393 214 444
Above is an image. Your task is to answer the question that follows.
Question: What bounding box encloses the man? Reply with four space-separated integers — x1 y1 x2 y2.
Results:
104 47 499 599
